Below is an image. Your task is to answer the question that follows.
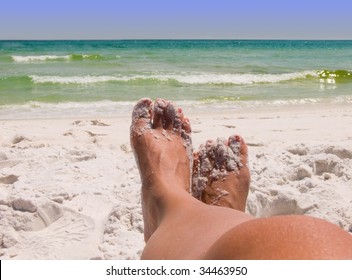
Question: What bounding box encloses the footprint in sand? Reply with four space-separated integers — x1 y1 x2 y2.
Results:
90 120 110 126
0 174 19 184
0 159 21 170
11 202 95 259
323 146 352 160
63 129 106 145
12 134 30 145
68 150 97 162
72 119 110 127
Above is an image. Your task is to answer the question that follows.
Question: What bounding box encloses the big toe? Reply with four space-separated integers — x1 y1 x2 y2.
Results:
130 98 154 152
131 98 153 129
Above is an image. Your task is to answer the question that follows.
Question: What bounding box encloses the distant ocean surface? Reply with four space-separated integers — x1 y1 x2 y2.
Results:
1 40 352 119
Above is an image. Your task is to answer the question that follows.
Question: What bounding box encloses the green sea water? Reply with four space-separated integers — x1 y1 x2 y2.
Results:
1 40 352 118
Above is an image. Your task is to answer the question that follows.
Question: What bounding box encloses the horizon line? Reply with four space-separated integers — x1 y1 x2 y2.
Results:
1 38 352 41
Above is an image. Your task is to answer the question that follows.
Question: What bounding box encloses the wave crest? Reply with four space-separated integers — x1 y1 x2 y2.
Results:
11 54 104 62
29 71 316 85
12 55 70 62
70 54 104 61
29 75 127 84
318 70 352 84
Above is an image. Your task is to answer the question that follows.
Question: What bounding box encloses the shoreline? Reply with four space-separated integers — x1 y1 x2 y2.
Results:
1 102 352 259
1 98 352 121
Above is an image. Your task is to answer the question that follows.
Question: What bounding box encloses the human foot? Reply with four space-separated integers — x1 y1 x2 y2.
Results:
192 135 250 211
130 98 192 241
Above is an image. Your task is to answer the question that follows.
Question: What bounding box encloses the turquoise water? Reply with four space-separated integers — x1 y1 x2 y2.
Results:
1 40 352 118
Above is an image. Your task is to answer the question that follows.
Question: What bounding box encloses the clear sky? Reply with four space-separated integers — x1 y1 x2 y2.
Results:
1 0 351 40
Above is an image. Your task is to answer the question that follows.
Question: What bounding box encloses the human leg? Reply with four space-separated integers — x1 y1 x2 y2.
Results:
131 98 352 260
191 133 352 259
130 98 253 259
204 214 352 259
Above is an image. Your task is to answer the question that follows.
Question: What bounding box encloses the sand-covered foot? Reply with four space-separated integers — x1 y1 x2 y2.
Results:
130 98 192 241
192 135 250 211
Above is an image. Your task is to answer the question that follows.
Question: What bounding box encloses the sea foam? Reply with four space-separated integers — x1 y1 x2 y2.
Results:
11 54 103 62
163 71 317 85
29 71 317 85
12 55 70 62
29 75 129 84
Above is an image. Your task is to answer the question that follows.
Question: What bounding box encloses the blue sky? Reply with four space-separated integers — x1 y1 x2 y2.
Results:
1 0 351 39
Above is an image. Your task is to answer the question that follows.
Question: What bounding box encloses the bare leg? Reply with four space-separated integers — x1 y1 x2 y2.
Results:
130 98 194 241
131 98 352 259
192 137 352 259
131 98 252 259
205 215 352 259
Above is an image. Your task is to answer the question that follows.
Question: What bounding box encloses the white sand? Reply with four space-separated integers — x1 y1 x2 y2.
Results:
1 103 352 259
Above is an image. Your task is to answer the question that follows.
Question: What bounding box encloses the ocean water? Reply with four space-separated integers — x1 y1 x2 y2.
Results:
1 40 352 119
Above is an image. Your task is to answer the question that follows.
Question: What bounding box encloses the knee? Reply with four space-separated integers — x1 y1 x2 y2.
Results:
205 215 352 260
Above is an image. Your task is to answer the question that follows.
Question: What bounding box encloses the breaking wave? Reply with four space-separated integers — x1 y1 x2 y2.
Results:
11 54 104 62
28 71 317 85
318 70 352 84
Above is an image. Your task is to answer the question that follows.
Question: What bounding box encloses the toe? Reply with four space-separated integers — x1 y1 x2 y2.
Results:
152 98 176 130
164 101 177 130
132 98 153 121
131 98 153 133
182 117 191 133
152 98 167 129
192 151 207 199
213 138 227 169
228 135 248 166
174 108 184 131
192 151 200 176
199 142 214 175
174 108 191 133
205 139 216 158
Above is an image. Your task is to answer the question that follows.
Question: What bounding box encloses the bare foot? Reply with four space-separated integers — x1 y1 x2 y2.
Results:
130 98 192 241
192 135 250 211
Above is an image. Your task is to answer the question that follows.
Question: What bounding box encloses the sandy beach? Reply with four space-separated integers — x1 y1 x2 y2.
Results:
1 102 352 259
